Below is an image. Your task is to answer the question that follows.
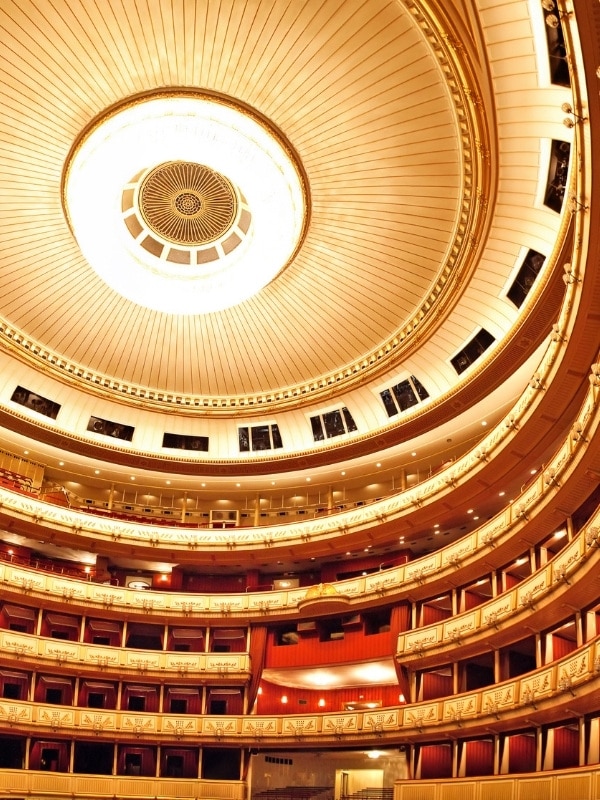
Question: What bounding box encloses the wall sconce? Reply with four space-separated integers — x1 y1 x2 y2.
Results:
529 373 544 390
562 102 588 128
281 695 288 704
553 564 570 585
521 687 536 709
563 263 581 284
558 673 575 696
544 468 560 488
318 698 326 708
571 422 586 443
585 527 600 548
568 194 588 213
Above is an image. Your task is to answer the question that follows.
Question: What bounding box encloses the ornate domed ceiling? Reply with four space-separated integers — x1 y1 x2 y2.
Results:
0 0 471 399
0 0 570 476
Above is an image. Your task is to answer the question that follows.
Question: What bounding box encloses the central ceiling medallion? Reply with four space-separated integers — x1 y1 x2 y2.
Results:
63 90 308 314
139 162 237 245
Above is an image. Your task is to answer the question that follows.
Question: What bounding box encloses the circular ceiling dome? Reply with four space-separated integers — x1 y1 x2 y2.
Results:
63 92 308 314
138 161 238 246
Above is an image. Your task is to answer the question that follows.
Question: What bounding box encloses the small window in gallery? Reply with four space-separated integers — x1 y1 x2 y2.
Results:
542 4 570 87
310 407 357 441
450 329 495 375
87 416 134 441
11 386 60 420
162 432 209 451
544 140 571 213
238 423 283 452
3 683 21 700
87 692 105 709
507 250 546 308
170 698 188 714
45 688 63 705
380 375 430 418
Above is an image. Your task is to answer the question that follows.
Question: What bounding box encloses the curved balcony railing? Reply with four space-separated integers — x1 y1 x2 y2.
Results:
394 766 600 800
397 511 600 664
0 630 249 681
0 362 597 622
0 259 590 559
0 636 599 746
0 771 245 800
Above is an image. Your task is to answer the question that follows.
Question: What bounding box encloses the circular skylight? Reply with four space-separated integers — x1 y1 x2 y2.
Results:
64 92 307 314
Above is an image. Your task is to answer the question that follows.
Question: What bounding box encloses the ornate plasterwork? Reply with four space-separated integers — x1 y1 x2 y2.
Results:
0 0 492 416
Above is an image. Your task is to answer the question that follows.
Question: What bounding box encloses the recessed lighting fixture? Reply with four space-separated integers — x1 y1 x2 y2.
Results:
59 461 64 467
166 480 171 485
473 516 479 521
201 482 206 487
341 471 346 476
554 530 567 539
130 476 135 481
346 551 352 556
65 92 307 315
94 470 100 475
376 462 381 468
467 508 474 514
23 450 29 455
530 468 537 475
306 477 311 482
236 483 241 487
499 491 505 496
411 452 417 457
481 420 487 426
515 557 527 566
271 481 276 486
434 523 440 528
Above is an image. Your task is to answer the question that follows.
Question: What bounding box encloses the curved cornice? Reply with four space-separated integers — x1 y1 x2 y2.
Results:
0 291 596 564
0 250 565 475
0 2 493 417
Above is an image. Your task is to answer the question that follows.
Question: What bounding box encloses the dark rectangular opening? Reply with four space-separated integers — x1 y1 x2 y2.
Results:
45 688 63 705
88 692 105 709
51 631 69 640
125 753 142 776
170 698 188 714
40 748 59 771
128 695 146 712
210 699 227 715
3 683 21 700
9 624 27 633
166 754 184 777
92 635 111 645
74 741 113 775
